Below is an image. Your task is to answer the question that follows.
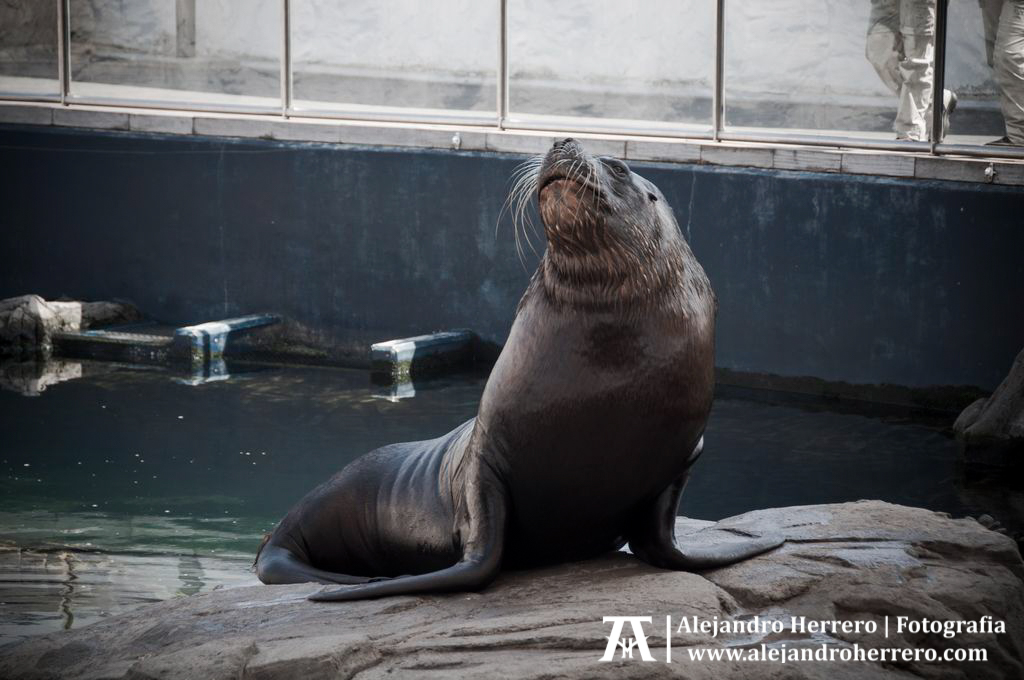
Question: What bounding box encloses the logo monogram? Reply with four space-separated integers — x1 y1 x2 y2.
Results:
600 616 655 661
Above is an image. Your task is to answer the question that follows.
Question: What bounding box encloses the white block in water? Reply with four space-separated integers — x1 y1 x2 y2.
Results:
371 330 474 381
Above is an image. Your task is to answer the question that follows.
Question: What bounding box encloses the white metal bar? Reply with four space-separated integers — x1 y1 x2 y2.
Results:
712 0 725 141
934 143 1024 160
720 130 930 153
281 103 498 127
930 0 948 150
0 93 62 103
62 95 282 117
57 0 68 104
498 0 509 129
505 115 714 141
281 0 291 117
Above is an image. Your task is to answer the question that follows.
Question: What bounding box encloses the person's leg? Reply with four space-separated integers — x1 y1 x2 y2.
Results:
895 0 937 140
994 0 1024 143
867 0 904 95
980 0 1004 67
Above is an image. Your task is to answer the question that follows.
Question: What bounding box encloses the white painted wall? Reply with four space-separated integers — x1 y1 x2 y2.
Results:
508 0 714 94
196 1 281 61
69 0 176 55
291 0 498 75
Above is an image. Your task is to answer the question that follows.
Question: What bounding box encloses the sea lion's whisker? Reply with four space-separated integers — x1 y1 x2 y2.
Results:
499 157 541 240
500 156 545 269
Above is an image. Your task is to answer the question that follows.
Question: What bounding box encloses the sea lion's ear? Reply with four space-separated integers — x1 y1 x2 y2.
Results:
647 192 658 202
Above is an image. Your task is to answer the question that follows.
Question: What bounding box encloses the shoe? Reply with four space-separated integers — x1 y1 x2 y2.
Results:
945 90 958 117
940 90 957 140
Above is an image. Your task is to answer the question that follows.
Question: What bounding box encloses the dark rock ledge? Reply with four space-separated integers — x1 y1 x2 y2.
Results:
955 346 1024 462
2 501 1022 680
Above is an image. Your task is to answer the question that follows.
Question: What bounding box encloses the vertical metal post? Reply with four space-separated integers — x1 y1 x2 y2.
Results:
57 0 69 104
930 0 948 149
498 0 508 128
712 0 725 141
175 0 197 58
281 0 291 117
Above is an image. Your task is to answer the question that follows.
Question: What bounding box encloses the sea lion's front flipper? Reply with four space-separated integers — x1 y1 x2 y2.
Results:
627 438 783 570
309 469 507 602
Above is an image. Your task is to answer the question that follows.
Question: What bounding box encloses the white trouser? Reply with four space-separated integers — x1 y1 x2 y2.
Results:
866 0 940 140
980 0 1024 144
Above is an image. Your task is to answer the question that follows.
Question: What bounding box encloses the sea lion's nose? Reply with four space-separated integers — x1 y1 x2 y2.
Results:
553 137 575 151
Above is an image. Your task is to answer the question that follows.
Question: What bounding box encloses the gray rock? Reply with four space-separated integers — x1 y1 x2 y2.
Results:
0 295 80 356
80 300 142 328
954 347 1024 448
0 295 140 357
1 501 1021 679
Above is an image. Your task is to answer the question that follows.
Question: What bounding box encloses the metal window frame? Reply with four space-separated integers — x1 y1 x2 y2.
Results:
58 0 68 104
3 0 1021 162
498 0 508 128
281 0 291 118
931 0 948 149
713 0 725 142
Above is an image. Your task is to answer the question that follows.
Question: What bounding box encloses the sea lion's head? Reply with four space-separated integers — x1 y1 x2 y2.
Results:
536 138 672 259
510 139 692 308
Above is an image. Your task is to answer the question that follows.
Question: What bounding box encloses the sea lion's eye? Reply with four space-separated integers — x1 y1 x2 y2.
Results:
609 161 628 177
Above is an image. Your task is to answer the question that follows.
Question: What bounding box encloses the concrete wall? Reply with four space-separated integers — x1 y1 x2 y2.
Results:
0 1 57 50
0 124 1022 391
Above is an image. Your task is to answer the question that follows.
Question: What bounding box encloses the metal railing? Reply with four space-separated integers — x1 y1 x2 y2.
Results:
2 0 1022 161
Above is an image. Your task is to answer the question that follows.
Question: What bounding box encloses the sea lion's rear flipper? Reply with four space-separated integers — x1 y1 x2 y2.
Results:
309 469 508 602
257 544 372 585
627 438 783 570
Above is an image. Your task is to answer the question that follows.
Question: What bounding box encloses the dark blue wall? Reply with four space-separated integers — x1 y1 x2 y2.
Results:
1 125 1021 389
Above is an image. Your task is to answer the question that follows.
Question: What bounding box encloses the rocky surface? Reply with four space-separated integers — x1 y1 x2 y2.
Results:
0 295 81 357
955 348 1024 456
0 295 141 357
1 501 1022 679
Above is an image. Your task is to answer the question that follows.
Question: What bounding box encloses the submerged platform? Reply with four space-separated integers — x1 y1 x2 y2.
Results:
52 314 281 371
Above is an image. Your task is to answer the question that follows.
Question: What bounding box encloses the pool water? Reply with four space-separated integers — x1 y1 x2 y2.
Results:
0 361 1012 648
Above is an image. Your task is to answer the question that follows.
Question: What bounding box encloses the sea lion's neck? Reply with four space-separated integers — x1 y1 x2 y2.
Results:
537 243 691 312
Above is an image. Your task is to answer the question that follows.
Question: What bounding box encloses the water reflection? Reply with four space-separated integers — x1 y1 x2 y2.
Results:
0 360 87 397
50 551 77 631
176 554 206 597
0 541 257 650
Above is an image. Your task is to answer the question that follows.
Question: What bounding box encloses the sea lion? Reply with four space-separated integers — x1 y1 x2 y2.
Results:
256 138 782 601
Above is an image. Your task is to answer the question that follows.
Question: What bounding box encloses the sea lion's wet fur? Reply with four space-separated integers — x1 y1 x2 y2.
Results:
257 140 782 600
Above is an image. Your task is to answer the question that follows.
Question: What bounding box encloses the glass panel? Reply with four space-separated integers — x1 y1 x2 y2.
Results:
943 0 1024 147
507 0 713 132
68 0 281 110
724 0 943 142
0 1 60 98
290 0 498 118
